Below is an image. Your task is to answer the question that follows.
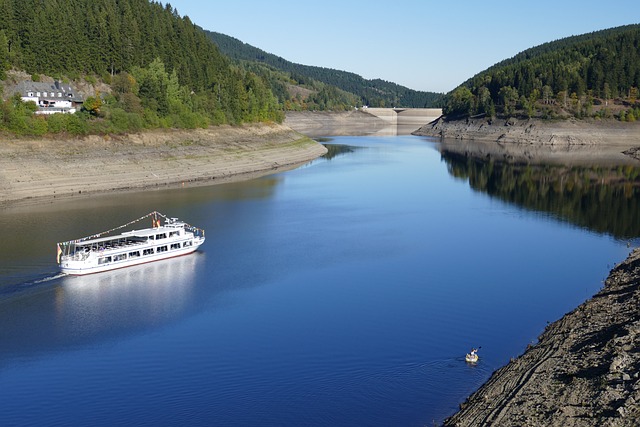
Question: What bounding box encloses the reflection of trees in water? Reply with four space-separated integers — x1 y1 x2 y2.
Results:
441 151 640 239
322 144 361 160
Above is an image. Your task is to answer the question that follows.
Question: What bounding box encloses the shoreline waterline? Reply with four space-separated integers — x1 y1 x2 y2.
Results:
414 116 640 424
444 247 640 425
0 123 327 207
2 115 639 424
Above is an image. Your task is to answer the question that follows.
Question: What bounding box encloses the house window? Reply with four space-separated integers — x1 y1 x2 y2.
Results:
43 92 47 97
36 92 41 97
28 92 34 96
58 93 62 97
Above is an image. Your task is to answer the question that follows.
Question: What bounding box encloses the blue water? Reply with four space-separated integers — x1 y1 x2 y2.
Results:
0 135 634 426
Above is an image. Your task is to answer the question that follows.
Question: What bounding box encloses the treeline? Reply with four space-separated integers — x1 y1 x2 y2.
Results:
0 0 283 135
443 24 640 121
206 31 443 110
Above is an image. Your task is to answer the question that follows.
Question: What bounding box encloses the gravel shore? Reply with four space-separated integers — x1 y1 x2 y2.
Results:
0 123 327 206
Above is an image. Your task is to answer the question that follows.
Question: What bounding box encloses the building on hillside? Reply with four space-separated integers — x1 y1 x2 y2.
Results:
13 81 84 114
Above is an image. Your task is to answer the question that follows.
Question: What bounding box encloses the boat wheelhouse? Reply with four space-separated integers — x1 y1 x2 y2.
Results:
57 212 205 275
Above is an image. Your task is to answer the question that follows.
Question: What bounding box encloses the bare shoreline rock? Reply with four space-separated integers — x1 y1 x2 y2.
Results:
444 248 640 426
413 117 640 160
420 117 640 426
284 110 390 137
0 123 327 207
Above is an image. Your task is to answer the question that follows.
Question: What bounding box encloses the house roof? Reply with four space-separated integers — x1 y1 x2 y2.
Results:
12 80 84 102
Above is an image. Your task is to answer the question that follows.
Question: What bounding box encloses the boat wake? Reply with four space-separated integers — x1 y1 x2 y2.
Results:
32 272 67 284
0 271 67 300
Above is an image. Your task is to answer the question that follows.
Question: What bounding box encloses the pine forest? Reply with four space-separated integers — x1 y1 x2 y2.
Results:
443 24 640 121
0 0 282 135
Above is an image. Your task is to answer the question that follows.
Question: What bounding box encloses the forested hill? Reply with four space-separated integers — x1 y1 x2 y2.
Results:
444 24 640 121
0 0 282 135
206 31 443 109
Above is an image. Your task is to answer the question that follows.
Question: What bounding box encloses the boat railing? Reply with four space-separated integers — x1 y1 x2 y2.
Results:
63 250 92 262
57 211 205 264
184 224 205 239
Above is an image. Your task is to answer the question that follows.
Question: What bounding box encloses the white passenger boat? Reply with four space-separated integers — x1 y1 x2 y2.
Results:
57 211 205 275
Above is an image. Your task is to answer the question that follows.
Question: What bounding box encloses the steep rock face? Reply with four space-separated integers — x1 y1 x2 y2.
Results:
444 249 640 427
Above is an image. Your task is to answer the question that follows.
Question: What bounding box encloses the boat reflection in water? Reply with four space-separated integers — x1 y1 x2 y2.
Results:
0 253 205 361
58 253 203 338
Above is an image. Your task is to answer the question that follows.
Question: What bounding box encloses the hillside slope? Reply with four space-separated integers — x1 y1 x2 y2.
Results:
206 30 443 109
442 24 640 120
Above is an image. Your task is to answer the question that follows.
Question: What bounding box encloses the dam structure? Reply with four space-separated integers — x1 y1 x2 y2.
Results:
284 108 443 137
363 107 442 128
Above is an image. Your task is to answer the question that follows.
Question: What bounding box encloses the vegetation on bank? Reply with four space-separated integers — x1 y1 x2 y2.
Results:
0 0 443 138
206 31 444 110
443 24 640 122
0 0 283 136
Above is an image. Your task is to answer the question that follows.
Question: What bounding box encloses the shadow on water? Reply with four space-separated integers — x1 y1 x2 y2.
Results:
440 148 640 240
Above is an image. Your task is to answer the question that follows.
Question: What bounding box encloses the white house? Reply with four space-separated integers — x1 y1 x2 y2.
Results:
13 81 83 114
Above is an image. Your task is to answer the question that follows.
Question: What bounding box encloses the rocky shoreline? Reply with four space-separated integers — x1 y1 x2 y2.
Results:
444 247 640 426
284 110 390 137
0 123 327 206
422 117 640 426
413 116 640 147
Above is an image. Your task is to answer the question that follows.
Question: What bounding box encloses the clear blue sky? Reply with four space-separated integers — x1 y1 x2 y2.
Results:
166 0 638 94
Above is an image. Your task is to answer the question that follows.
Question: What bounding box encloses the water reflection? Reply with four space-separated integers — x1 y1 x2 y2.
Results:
322 144 363 161
0 254 203 360
440 149 640 239
0 176 281 288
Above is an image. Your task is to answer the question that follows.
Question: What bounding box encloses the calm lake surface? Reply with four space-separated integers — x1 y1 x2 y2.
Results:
0 134 637 426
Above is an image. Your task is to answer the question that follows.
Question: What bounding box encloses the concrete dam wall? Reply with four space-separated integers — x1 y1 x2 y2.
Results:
284 108 443 137
363 108 442 127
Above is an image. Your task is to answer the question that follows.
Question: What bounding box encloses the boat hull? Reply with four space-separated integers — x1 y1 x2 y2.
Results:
61 242 203 275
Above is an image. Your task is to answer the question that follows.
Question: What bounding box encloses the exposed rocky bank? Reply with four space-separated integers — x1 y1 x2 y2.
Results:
0 123 327 206
284 110 390 137
444 248 640 426
414 117 640 153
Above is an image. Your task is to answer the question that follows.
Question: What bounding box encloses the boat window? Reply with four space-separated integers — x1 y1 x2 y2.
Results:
149 236 154 240
183 241 192 247
170 243 181 250
129 251 140 258
113 254 126 262
156 233 167 240
169 231 179 238
143 248 154 256
98 256 112 265
157 246 168 253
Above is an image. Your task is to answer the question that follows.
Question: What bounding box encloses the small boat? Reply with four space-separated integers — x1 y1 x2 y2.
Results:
465 348 479 363
57 211 205 275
